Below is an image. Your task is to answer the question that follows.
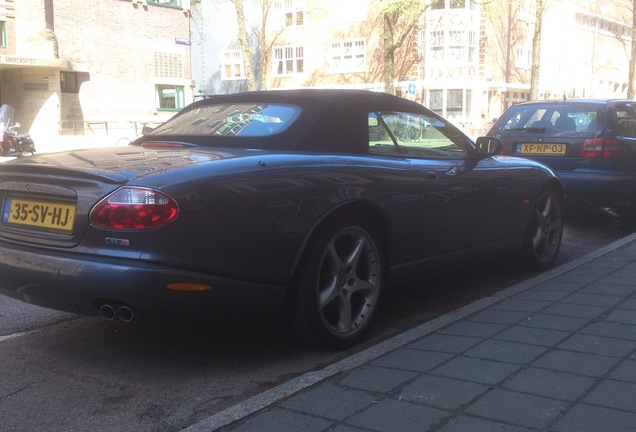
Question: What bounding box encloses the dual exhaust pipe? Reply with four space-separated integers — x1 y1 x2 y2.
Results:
98 303 135 322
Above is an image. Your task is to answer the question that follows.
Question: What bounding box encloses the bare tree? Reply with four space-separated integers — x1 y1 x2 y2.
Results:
481 0 528 86
380 0 428 95
231 0 258 90
529 0 544 100
628 1 636 98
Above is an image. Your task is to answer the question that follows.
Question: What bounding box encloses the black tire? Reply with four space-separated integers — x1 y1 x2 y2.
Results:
285 214 384 350
523 188 563 269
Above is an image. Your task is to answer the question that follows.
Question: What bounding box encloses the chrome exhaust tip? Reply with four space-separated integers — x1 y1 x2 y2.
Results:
117 306 134 323
98 304 116 321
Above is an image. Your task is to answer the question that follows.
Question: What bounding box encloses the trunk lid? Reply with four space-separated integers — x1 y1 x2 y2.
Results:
0 146 245 248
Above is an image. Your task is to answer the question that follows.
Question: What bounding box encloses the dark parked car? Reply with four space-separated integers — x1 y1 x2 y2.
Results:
488 99 636 216
0 89 563 349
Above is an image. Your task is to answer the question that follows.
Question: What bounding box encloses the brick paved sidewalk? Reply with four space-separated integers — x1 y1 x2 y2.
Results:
184 234 636 432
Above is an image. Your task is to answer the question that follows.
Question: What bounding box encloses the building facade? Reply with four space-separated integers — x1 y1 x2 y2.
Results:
0 0 193 149
192 0 634 137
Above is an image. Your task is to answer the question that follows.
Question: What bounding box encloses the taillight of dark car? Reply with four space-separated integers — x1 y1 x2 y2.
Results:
90 187 179 229
580 138 623 158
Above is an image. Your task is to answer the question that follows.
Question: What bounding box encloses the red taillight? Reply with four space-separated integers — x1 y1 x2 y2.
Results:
581 138 623 158
90 187 178 229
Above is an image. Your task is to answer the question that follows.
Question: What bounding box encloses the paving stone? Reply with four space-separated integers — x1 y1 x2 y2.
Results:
491 298 550 312
345 398 447 432
280 383 376 421
609 359 636 383
584 380 636 411
580 321 636 341
557 333 635 357
581 283 635 296
464 389 567 429
618 297 636 310
464 339 547 364
549 273 604 284
338 365 417 393
519 313 590 332
223 407 333 432
436 414 539 432
328 425 368 432
532 350 620 377
605 309 636 325
502 368 596 401
370 348 453 373
562 292 624 307
533 280 585 292
468 309 531 325
494 326 569 347
407 333 482 354
552 404 636 432
513 290 569 302
541 302 609 319
398 374 488 410
438 321 506 338
430 356 521 385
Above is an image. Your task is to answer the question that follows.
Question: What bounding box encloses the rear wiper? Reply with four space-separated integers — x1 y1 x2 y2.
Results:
504 127 547 133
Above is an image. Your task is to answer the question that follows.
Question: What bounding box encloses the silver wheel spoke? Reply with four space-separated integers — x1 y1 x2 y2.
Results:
336 297 353 332
316 226 381 338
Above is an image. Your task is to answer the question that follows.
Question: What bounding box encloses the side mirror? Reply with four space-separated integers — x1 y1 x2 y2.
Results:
475 136 503 157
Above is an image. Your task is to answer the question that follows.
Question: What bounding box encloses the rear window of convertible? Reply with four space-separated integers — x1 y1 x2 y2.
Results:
151 103 301 137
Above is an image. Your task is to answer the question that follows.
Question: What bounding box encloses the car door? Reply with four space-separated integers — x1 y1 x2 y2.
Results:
374 110 524 254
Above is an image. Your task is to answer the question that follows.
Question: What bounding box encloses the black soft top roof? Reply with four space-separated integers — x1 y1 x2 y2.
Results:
144 89 448 153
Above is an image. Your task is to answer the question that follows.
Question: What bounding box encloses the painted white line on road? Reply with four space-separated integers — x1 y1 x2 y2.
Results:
0 329 38 343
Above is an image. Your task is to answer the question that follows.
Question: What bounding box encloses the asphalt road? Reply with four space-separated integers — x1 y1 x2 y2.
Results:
0 206 632 432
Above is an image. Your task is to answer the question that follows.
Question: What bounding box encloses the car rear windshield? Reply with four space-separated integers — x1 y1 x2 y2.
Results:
496 104 602 134
150 103 301 137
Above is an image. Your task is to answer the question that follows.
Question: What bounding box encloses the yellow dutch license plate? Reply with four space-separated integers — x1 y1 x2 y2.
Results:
2 198 76 232
519 143 567 155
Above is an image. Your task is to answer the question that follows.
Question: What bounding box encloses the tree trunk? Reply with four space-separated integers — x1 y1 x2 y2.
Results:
529 0 543 101
258 0 271 90
384 12 396 95
628 1 636 98
233 0 257 91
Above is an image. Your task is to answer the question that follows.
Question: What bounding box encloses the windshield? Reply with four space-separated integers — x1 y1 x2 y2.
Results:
151 103 301 137
496 104 601 134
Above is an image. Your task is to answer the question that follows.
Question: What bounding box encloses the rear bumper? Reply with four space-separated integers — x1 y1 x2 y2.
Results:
0 242 287 319
557 171 636 209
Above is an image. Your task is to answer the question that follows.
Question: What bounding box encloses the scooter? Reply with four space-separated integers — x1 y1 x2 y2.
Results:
0 104 36 157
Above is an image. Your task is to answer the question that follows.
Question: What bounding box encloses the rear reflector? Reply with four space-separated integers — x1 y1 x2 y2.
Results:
167 283 213 292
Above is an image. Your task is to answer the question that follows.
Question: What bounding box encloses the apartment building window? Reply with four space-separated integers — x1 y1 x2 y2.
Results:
276 0 304 27
156 85 184 110
147 0 182 8
448 31 465 63
330 40 365 73
0 21 6 48
222 50 245 80
274 46 304 75
515 47 531 69
447 89 463 120
60 72 78 93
